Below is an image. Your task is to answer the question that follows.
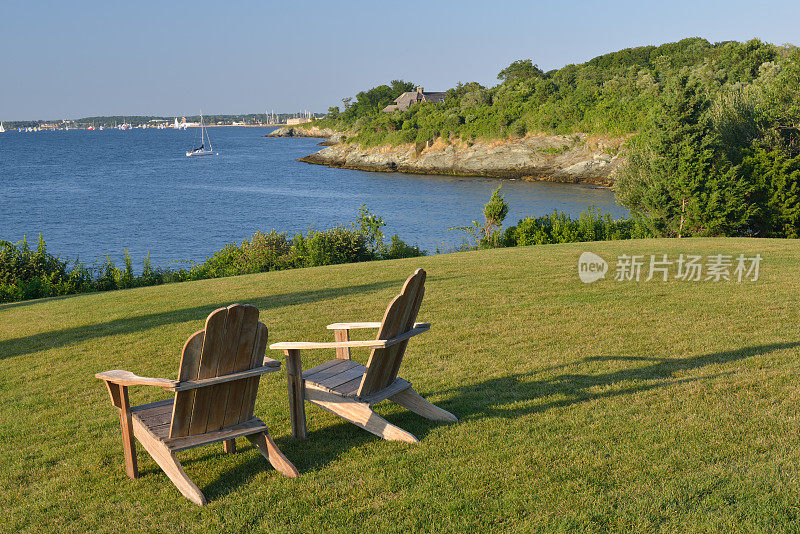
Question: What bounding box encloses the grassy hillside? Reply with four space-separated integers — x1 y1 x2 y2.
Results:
3 239 800 531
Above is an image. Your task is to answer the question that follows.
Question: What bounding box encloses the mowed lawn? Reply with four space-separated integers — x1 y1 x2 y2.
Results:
3 238 800 532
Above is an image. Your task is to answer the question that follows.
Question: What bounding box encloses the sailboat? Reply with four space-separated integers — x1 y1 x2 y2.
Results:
0 122 5 133
186 111 215 157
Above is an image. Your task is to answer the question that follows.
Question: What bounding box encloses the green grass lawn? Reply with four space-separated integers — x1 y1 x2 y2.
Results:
3 238 800 532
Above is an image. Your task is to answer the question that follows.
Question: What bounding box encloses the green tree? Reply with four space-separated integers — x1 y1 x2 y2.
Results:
616 75 757 237
497 59 544 83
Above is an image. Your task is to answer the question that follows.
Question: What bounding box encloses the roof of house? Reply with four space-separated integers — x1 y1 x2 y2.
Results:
421 91 446 103
383 88 446 112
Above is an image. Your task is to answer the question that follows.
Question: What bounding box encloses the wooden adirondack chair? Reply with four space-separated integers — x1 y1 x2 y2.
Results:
270 269 457 443
96 304 298 506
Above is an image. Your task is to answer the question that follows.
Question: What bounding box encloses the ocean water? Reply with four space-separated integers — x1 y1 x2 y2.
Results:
0 126 626 268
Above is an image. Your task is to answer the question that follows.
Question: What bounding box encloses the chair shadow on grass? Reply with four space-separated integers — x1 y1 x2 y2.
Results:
132 423 380 501
0 278 408 361
433 341 800 423
131 342 800 499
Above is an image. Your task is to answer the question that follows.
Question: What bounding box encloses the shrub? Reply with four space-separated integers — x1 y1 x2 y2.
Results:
0 208 423 304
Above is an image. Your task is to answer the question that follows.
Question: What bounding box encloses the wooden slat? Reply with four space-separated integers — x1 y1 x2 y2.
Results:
303 359 352 382
269 326 430 352
188 307 228 436
358 270 425 396
222 306 261 428
143 420 172 440
313 363 365 389
270 339 391 350
385 284 425 386
171 363 279 391
359 378 412 405
95 370 176 388
132 400 173 427
332 377 362 397
326 322 382 330
205 305 248 432
131 399 174 414
238 322 268 424
169 329 205 438
301 359 344 379
165 418 269 452
326 321 428 330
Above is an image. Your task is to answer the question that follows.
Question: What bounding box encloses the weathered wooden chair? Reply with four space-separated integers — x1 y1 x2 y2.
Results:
270 269 457 443
96 304 298 506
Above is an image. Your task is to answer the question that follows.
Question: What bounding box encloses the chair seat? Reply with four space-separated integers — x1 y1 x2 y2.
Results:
130 399 269 452
303 359 366 397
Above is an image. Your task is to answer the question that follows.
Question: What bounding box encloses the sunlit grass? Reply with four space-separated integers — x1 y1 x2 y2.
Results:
2 238 799 532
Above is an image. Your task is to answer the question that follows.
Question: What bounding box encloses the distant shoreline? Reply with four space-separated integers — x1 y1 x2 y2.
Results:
204 124 286 128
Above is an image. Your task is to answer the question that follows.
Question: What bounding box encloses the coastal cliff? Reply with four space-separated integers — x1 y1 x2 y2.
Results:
289 133 624 186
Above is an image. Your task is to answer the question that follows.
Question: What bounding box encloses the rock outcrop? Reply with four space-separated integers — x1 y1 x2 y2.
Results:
266 126 345 143
297 134 624 186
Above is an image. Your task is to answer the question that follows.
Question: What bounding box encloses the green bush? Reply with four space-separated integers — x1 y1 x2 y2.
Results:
504 208 648 246
0 209 424 304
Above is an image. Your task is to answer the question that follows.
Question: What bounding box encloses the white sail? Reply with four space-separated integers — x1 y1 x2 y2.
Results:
186 111 215 157
0 122 5 133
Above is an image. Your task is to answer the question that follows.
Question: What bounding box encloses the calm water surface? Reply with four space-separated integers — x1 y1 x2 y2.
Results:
0 127 626 267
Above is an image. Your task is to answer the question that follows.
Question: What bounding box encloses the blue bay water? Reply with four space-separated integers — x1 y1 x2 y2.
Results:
0 127 626 268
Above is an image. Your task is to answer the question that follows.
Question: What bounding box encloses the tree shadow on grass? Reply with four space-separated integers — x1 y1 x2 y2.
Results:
0 278 406 361
434 341 800 422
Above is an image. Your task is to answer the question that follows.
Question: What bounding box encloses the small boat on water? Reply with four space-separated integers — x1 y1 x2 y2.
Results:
0 122 5 133
186 112 216 157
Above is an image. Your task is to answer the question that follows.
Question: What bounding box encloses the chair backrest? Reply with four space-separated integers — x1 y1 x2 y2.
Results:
169 304 268 438
357 269 426 397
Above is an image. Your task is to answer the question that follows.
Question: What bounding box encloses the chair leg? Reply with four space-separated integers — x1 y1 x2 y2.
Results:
246 432 299 478
130 417 207 506
106 382 138 479
306 387 419 443
223 439 236 454
284 349 308 439
390 387 458 423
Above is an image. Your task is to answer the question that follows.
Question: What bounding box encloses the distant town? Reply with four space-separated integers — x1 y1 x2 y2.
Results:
0 110 323 132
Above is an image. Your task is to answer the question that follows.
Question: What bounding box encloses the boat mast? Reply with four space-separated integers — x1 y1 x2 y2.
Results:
200 109 210 151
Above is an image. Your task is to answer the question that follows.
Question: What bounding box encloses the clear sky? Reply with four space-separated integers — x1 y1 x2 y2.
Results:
1 0 797 121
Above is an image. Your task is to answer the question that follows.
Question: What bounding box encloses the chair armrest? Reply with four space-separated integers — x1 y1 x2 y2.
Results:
95 370 177 389
270 324 431 351
270 339 389 350
326 322 382 330
325 321 429 330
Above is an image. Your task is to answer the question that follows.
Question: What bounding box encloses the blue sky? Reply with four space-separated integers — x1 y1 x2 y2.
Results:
1 0 797 121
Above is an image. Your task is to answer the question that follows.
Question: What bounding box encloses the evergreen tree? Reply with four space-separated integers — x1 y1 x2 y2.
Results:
616 75 756 236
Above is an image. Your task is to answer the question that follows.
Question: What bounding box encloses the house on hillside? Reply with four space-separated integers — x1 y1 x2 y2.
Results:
382 86 446 112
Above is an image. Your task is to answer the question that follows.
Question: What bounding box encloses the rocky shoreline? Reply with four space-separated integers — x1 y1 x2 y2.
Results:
268 127 624 186
266 125 345 144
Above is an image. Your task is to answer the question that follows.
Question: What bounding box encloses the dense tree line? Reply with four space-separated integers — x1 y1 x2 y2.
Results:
312 38 800 238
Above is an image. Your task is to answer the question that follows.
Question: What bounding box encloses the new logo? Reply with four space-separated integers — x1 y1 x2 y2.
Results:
578 252 608 284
